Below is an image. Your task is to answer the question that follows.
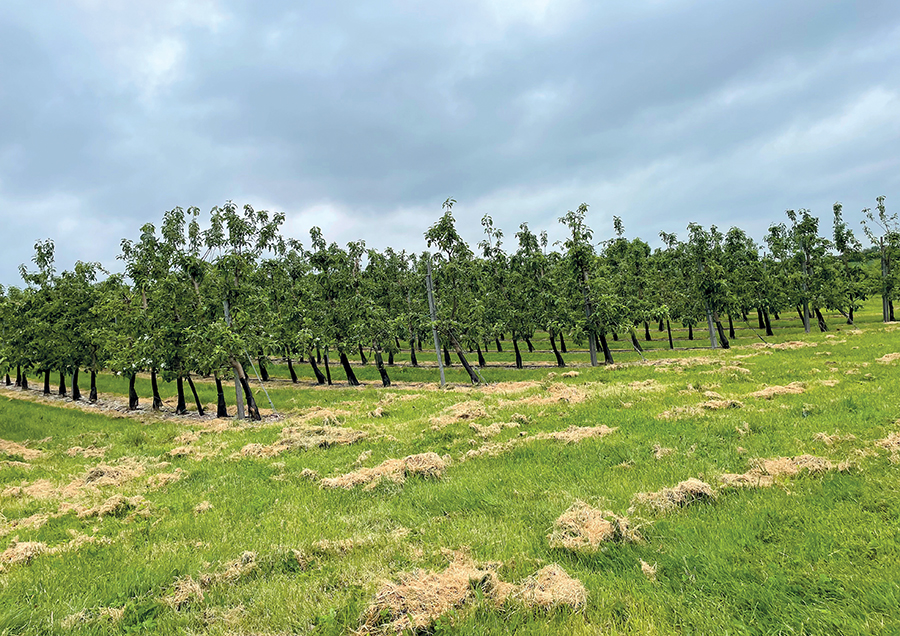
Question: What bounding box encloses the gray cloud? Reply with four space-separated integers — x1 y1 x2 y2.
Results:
2 0 899 283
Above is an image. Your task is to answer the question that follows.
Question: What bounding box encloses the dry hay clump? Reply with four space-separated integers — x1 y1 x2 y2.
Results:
240 425 367 458
0 439 44 461
147 469 186 489
477 381 540 396
66 445 107 458
194 500 213 514
508 382 591 407
62 494 150 520
61 607 125 629
163 575 205 609
876 432 900 463
549 502 639 551
876 352 900 364
657 406 702 420
167 445 196 458
748 382 806 399
0 513 49 537
2 479 56 500
653 444 675 459
514 564 587 610
813 431 857 446
699 399 743 410
720 454 848 488
469 421 519 438
0 538 47 568
534 425 617 444
461 439 521 462
633 478 716 512
751 341 818 350
294 406 355 426
640 560 657 581
360 552 585 634
561 371 580 378
200 551 257 587
83 459 146 487
321 452 447 490
703 365 751 375
430 401 488 428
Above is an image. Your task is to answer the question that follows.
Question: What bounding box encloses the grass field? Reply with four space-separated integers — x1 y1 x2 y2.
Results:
2 301 900 635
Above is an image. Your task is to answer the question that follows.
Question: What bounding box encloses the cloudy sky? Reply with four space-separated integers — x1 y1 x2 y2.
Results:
2 0 899 283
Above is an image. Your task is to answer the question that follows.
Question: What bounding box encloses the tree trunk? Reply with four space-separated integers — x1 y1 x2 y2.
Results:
43 371 50 395
658 319 664 331
757 307 765 329
525 337 534 353
258 357 269 381
175 377 188 414
72 369 81 400
15 366 21 387
6 373 11 387
612 331 619 341
814 307 828 332
495 338 502 353
21 370 28 391
309 356 326 385
89 370 96 402
358 344 367 365
409 340 418 367
287 357 298 383
559 332 567 353
215 373 228 417
476 344 486 368
151 370 164 411
688 323 694 340
728 314 735 339
644 321 652 341
128 373 138 410
715 319 730 349
238 374 261 420
418 336 423 352
316 345 322 364
763 309 774 336
848 305 854 324
374 347 391 387
448 331 479 384
512 338 523 369
890 300 895 322
58 371 66 397
187 374 205 415
443 346 452 367
323 352 332 385
340 352 360 386
630 328 644 353
388 351 394 366
774 311 780 320
598 331 614 365
666 319 674 349
549 333 565 367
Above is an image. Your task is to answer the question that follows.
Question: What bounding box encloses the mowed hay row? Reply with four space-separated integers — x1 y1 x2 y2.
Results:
430 401 488 429
240 425 367 458
320 452 447 490
632 478 717 513
719 454 850 489
549 502 639 551
360 552 585 634
0 439 44 461
747 382 806 399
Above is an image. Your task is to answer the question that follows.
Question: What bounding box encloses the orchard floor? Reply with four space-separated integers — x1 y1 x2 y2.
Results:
2 302 900 635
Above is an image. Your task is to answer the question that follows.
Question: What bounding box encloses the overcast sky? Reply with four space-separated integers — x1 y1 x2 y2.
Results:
2 0 899 284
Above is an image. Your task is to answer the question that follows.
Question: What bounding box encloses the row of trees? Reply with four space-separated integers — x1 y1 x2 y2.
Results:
1 197 897 418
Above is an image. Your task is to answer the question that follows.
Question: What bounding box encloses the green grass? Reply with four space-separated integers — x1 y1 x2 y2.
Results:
2 299 900 634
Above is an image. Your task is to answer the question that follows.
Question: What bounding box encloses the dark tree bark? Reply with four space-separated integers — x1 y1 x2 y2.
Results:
258 357 269 381
5 373 10 386
612 331 619 341
388 351 394 366
340 352 360 386
763 309 774 336
688 324 694 340
598 331 615 365
715 319 730 349
287 357 298 383
443 346 452 367
89 370 96 402
151 370 164 411
58 371 66 397
417 336 423 352
175 377 188 415
814 307 828 332
409 340 418 367
238 374 261 420
630 328 644 353
848 305 854 324
644 321 652 341
476 344 486 368
495 338 503 353
742 310 748 322
316 345 322 364
358 345 367 365
128 373 139 410
728 314 735 339
797 305 805 322
448 331 480 384
512 338 523 369
549 333 566 367
15 366 20 387
500 333 505 341
395 337 401 350
373 347 391 387
659 319 665 331
525 337 534 353
214 373 228 417
20 370 28 391
891 300 895 322
666 319 674 349
43 371 50 395
559 332 567 353
309 356 326 385
323 352 332 385
187 374 205 415
757 307 766 329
